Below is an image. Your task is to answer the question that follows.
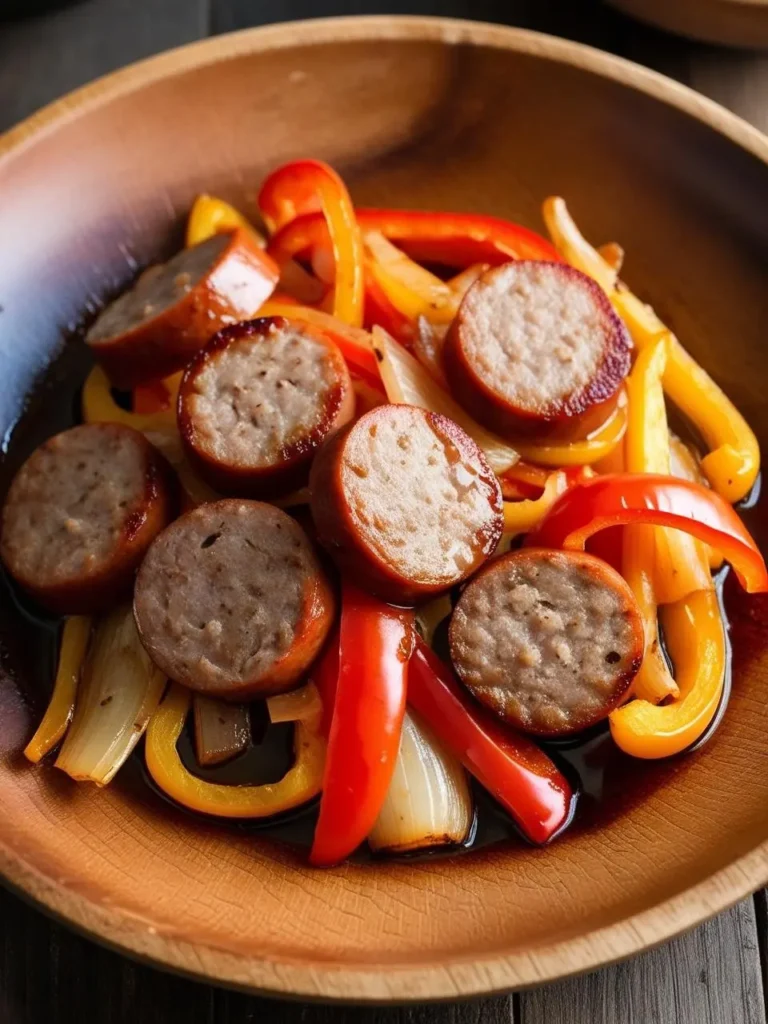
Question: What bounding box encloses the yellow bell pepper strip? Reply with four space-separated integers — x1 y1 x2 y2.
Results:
24 617 91 763
82 365 177 433
503 471 570 538
363 266 416 346
256 300 380 388
597 241 624 277
624 338 712 605
186 193 266 248
145 683 326 818
528 473 768 595
260 160 365 327
514 391 628 468
609 589 726 758
542 196 760 503
364 231 456 325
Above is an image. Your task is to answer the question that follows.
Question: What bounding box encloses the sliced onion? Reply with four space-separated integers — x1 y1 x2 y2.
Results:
415 594 453 647
267 683 324 724
371 326 519 473
55 605 165 785
193 695 250 767
369 709 473 855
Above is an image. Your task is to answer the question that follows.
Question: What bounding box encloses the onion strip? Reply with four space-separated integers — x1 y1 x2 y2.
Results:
55 605 165 785
369 710 473 855
24 617 91 763
193 695 250 767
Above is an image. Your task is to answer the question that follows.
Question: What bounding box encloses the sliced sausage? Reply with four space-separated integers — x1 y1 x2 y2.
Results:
309 404 503 605
133 499 334 699
86 230 279 388
449 548 644 736
178 317 354 498
444 261 631 441
1 423 174 614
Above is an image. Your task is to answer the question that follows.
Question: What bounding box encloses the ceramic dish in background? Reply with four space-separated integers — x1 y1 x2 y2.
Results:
0 16 767 1003
607 0 768 49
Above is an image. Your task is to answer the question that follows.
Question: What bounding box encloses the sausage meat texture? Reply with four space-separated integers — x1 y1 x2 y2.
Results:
310 404 504 605
0 423 174 614
133 500 335 699
86 230 278 388
444 261 631 441
178 317 354 498
449 548 644 736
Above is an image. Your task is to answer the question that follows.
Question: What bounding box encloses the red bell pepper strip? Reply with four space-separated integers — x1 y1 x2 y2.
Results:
268 207 561 270
310 583 413 867
259 160 364 327
528 473 768 593
408 640 574 845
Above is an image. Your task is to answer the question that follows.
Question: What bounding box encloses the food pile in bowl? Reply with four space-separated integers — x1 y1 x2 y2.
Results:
5 159 764 866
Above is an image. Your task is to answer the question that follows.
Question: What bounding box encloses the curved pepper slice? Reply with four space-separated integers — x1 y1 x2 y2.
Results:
145 684 325 818
310 583 412 867
528 473 768 594
408 641 573 845
259 160 364 327
514 392 628 468
186 193 266 249
24 617 91 763
609 589 726 758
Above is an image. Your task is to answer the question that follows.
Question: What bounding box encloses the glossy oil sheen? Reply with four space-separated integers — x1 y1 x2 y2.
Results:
0 19 767 1001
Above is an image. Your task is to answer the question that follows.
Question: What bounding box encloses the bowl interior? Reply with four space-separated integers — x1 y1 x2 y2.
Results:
0 20 767 1001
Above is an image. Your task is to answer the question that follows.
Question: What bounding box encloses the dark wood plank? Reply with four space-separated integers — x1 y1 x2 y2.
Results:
0 0 209 132
519 899 766 1024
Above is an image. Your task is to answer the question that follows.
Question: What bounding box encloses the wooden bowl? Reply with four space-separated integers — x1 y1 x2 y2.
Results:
0 16 767 1003
607 0 768 49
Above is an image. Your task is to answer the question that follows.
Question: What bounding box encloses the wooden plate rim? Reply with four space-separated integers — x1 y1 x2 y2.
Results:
0 14 767 1003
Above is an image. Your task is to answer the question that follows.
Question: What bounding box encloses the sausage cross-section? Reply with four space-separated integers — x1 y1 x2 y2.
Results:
444 261 631 441
449 548 644 736
178 317 354 498
133 500 335 699
86 230 279 388
310 404 504 605
0 423 174 614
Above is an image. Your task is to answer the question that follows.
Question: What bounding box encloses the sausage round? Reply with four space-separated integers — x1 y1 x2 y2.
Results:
178 317 354 498
309 404 504 605
443 261 631 441
0 423 174 614
449 548 644 736
86 230 279 389
133 499 335 699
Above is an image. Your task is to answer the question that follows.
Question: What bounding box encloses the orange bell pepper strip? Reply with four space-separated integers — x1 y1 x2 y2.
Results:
145 683 325 818
543 196 760 503
24 617 91 763
528 473 768 594
82 366 178 433
408 641 573 845
310 583 413 866
502 471 570 538
363 267 415 346
260 160 364 327
609 589 726 758
364 231 456 325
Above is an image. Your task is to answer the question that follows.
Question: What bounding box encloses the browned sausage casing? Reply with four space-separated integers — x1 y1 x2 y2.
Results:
133 499 335 700
444 261 631 441
178 317 354 499
0 423 174 614
449 548 644 737
309 404 504 605
86 230 279 388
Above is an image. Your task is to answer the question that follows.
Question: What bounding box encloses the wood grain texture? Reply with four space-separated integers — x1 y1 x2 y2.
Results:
520 898 765 1024
0 2 768 1019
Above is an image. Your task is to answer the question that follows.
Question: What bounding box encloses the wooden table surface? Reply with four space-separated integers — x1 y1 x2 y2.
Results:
1 1 767 1021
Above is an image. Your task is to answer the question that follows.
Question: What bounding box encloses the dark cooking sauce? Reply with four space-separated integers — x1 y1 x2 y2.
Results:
1 336 766 861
